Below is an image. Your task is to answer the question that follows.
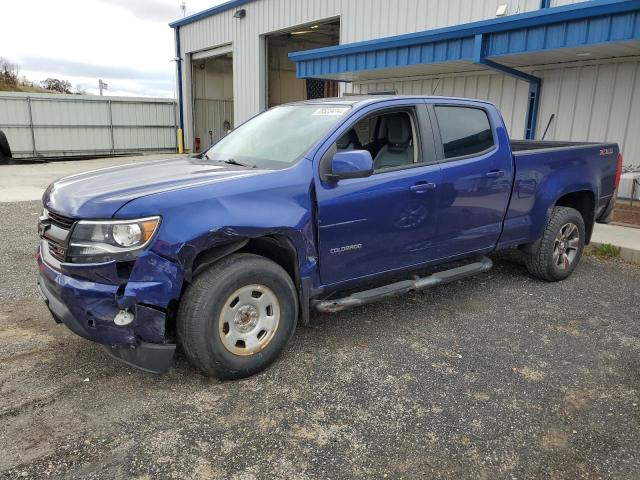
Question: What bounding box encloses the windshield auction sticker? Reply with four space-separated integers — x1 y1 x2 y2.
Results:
312 107 349 116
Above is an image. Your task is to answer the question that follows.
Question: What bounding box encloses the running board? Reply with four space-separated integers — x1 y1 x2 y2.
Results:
312 256 493 313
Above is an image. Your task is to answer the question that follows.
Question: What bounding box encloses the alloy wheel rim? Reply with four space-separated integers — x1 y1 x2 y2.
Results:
218 284 280 356
553 222 580 270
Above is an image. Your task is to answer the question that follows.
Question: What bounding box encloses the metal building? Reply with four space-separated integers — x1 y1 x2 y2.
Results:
171 0 640 166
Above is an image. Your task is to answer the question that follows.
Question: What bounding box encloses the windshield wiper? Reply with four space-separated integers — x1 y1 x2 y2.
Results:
220 158 257 169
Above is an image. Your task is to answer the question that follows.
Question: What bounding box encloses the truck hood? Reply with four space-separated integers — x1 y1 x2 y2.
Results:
43 157 267 218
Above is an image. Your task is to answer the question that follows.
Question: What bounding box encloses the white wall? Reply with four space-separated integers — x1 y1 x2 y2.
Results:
267 37 336 107
536 59 640 167
192 57 233 101
268 40 306 106
345 71 530 139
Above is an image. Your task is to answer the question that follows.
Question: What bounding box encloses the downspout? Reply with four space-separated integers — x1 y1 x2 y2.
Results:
174 26 185 153
473 34 542 140
540 0 551 8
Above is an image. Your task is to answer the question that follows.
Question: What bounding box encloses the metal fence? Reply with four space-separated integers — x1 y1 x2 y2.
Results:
0 92 178 159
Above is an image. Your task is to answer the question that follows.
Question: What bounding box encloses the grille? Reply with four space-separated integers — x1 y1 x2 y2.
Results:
47 241 67 262
47 210 75 230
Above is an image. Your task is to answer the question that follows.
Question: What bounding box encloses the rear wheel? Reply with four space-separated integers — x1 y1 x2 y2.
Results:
524 206 585 282
177 253 297 379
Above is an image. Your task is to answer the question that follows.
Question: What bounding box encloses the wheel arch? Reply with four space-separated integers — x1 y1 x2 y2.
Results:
520 187 595 254
553 190 595 244
187 234 311 326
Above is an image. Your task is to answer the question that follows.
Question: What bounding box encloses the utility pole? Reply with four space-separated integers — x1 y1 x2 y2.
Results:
98 79 108 96
180 2 186 17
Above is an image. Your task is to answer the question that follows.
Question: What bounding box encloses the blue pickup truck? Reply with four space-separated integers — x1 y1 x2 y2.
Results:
37 95 623 378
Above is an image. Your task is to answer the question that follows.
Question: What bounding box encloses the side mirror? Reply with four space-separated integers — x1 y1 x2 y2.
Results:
325 150 374 182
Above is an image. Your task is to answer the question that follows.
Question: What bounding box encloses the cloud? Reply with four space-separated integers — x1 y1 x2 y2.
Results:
2 0 226 98
19 57 172 82
95 0 188 23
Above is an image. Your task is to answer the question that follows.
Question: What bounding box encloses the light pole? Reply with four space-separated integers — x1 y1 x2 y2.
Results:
98 79 108 96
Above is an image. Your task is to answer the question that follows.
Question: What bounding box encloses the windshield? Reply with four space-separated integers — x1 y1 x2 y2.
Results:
203 104 351 169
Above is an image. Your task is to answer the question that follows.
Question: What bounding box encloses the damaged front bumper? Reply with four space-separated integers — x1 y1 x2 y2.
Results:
36 245 183 374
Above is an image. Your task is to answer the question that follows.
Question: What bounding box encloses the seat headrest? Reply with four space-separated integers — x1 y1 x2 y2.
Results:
386 113 411 146
336 129 361 149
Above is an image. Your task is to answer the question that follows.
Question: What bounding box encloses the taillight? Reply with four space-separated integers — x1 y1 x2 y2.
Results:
195 137 201 153
614 153 623 191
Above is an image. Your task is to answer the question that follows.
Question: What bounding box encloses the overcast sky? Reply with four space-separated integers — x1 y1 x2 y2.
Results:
2 0 226 98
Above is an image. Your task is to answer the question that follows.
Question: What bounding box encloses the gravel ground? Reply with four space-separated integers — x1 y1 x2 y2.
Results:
1 200 640 479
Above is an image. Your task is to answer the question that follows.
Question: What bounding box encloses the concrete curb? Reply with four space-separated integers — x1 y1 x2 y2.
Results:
589 241 640 265
590 223 640 265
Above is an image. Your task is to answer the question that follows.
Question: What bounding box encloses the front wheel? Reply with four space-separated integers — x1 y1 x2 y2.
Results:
177 253 298 379
524 206 586 282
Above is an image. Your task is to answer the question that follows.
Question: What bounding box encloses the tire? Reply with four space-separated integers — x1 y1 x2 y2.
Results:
524 206 586 282
177 253 298 379
0 130 12 159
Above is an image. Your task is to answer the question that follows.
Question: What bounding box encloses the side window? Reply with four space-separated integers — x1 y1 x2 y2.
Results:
434 106 494 159
335 110 419 171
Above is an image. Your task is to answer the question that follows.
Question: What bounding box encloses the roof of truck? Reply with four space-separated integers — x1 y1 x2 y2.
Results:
286 95 496 108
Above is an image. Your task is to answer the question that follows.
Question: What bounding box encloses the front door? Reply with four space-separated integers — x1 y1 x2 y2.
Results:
315 105 442 286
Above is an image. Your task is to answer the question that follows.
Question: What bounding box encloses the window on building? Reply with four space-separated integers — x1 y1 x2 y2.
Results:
435 106 494 159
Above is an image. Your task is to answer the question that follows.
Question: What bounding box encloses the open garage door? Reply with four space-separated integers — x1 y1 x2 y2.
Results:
266 20 339 108
192 49 233 153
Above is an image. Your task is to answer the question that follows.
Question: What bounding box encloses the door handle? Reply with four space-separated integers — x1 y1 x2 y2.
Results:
485 169 505 178
410 182 437 193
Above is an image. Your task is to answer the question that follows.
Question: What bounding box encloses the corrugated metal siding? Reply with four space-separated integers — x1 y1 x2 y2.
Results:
345 70 530 138
486 9 640 57
294 36 479 78
345 57 640 166
0 92 177 158
289 2 640 81
552 0 589 6
178 0 545 144
534 59 640 167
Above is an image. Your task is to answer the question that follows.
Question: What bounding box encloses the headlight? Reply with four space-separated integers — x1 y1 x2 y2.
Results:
68 216 160 263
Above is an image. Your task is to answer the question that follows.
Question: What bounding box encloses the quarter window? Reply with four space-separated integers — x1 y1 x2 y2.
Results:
435 106 494 159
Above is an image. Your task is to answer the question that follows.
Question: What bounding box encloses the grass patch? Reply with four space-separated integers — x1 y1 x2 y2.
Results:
0 79 51 93
585 243 621 260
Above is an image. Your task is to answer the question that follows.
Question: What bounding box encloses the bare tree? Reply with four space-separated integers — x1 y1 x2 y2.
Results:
41 78 72 94
74 84 87 95
0 57 20 87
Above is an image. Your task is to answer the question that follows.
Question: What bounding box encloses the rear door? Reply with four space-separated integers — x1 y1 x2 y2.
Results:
315 102 442 286
428 102 513 258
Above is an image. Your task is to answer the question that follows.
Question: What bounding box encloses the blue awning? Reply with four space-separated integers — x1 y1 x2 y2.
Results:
289 0 640 81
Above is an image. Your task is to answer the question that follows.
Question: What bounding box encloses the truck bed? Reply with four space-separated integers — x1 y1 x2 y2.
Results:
510 139 603 153
499 138 619 250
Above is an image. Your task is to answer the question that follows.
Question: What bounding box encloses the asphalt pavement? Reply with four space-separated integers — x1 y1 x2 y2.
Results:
1 194 639 479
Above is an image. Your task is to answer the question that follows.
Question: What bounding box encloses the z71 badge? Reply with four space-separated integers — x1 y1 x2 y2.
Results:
600 148 614 156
